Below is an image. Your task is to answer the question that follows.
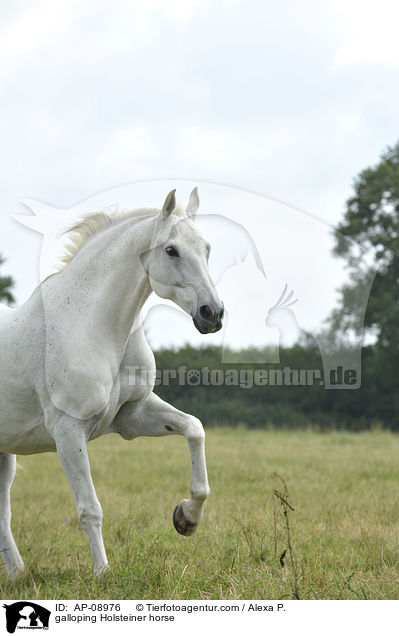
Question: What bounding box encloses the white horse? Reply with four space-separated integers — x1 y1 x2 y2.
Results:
0 188 224 577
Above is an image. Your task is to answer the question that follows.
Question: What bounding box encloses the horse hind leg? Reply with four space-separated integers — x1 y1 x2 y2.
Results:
0 453 25 578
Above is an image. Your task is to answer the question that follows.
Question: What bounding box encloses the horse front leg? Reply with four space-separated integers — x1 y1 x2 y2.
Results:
52 419 109 574
171 410 210 536
114 392 210 535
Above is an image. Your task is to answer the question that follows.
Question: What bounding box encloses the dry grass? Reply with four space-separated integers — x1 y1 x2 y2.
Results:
1 428 399 599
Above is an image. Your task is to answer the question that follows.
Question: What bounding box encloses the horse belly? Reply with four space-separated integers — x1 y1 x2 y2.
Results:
0 417 56 454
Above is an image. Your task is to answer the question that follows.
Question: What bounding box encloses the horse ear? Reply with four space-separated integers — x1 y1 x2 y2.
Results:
162 189 176 218
186 187 199 218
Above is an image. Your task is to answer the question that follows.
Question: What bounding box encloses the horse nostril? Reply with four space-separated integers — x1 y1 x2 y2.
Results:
199 305 214 322
219 306 224 320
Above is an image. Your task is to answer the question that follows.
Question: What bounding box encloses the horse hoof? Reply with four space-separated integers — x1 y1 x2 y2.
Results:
173 504 198 536
94 564 110 577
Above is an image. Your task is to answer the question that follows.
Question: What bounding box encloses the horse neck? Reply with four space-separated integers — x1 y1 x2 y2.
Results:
57 215 156 346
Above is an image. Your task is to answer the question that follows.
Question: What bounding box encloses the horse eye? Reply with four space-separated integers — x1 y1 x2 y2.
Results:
165 246 179 257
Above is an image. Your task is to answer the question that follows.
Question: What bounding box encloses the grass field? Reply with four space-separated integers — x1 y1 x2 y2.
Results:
1 428 399 600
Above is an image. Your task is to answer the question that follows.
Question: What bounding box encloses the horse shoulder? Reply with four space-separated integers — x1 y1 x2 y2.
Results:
44 332 120 420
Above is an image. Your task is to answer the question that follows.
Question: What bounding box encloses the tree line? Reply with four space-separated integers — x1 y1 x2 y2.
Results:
153 342 396 431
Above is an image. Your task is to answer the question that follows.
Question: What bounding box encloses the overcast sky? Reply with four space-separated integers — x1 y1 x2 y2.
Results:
0 0 398 349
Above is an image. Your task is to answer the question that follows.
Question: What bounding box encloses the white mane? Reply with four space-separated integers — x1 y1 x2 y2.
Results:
59 202 185 271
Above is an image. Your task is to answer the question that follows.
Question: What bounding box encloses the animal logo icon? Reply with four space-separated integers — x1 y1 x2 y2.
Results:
2 602 50 633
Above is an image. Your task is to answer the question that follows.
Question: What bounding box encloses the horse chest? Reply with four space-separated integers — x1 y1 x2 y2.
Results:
118 362 155 405
86 367 153 442
117 328 156 405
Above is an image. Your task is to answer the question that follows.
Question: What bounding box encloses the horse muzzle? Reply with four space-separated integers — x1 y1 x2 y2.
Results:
193 303 224 334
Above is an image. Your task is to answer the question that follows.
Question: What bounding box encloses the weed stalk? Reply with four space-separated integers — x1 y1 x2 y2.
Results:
272 472 299 600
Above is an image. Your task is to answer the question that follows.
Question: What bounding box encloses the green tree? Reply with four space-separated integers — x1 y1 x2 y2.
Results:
332 141 399 349
0 254 14 305
331 142 399 426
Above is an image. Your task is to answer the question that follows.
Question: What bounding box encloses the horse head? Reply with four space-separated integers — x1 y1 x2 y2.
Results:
142 188 224 334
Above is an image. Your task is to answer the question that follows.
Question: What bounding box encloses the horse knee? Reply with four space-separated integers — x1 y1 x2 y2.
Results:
78 501 103 530
184 416 205 445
